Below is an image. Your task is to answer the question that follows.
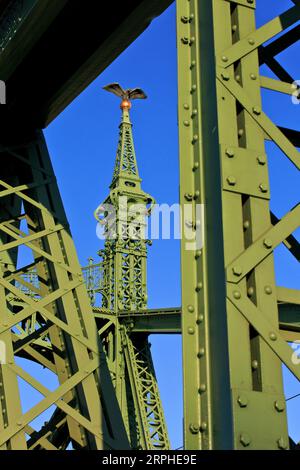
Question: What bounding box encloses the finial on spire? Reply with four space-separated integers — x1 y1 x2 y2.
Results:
103 83 147 110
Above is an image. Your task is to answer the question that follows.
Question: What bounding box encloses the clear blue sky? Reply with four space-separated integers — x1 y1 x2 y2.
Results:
18 0 300 448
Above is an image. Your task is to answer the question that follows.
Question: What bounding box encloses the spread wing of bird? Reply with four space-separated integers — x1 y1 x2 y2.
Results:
127 88 147 100
103 83 126 98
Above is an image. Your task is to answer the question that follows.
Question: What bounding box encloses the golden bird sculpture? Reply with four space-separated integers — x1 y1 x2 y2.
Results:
103 82 147 109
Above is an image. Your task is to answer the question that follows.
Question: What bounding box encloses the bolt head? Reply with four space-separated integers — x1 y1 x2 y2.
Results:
221 71 230 81
196 314 204 324
240 433 251 447
200 422 208 432
237 394 248 408
189 423 200 434
259 183 268 193
197 348 205 358
221 55 228 62
187 305 195 313
257 155 266 165
248 38 255 45
277 437 288 450
264 285 272 295
269 332 277 341
252 106 261 115
232 265 242 276
251 360 258 370
199 384 207 393
233 290 241 300
247 287 254 297
184 192 193 201
195 282 203 292
263 238 273 249
274 400 285 412
250 73 257 80
227 175 237 186
225 148 235 158
188 327 195 335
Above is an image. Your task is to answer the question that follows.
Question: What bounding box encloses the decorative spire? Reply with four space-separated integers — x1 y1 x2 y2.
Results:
103 83 147 189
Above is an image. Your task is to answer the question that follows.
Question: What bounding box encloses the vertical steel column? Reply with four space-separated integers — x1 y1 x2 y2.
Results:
177 0 233 450
177 0 297 449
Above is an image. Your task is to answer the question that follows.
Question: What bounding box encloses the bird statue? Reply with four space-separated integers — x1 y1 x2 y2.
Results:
103 82 147 109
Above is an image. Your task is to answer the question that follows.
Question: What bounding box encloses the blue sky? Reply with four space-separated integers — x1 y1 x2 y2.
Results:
18 0 300 449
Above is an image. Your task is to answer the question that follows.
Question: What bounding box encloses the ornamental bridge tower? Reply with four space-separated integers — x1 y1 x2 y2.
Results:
94 84 170 450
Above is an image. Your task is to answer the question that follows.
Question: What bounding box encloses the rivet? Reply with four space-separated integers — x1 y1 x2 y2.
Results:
189 13 194 21
237 395 248 408
17 421 22 426
184 192 193 201
263 238 273 249
190 60 196 68
247 287 254 297
240 433 251 447
196 314 204 324
264 285 272 295
188 327 195 335
183 120 190 127
221 55 228 62
191 109 198 117
183 103 190 110
243 220 250 229
84 369 90 374
251 360 258 370
189 423 200 434
198 384 207 393
232 265 242 276
238 129 244 137
259 183 268 193
193 162 199 171
235 74 241 82
189 36 195 45
193 191 200 200
195 282 203 292
227 175 236 186
269 332 277 341
200 422 207 432
233 290 241 299
225 148 235 158
248 38 255 46
191 84 197 93
277 437 288 450
192 134 199 143
185 219 193 228
181 37 189 45
232 25 238 32
187 305 195 313
252 106 261 115
274 400 285 412
247 0 254 3
181 15 189 23
250 73 257 80
257 155 266 165
195 250 202 259
221 71 230 81
197 348 205 358
3 322 8 327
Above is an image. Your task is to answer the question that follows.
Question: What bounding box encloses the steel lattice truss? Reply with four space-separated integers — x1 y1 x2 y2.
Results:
177 0 300 449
